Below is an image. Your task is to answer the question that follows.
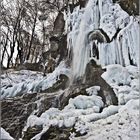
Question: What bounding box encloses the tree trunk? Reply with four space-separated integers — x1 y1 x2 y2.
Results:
26 11 37 60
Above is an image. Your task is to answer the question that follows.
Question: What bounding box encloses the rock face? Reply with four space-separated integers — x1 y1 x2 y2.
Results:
56 85 88 110
49 35 68 64
56 60 118 110
42 34 68 75
84 60 118 106
53 12 65 35
16 62 44 72
113 0 139 15
1 93 38 139
41 74 69 93
1 73 69 139
79 0 88 8
1 92 62 140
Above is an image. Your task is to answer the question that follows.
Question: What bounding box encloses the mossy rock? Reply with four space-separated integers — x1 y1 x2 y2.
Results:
23 126 42 140
113 0 139 15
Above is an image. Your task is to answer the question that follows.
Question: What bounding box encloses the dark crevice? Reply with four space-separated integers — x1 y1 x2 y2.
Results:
99 28 121 43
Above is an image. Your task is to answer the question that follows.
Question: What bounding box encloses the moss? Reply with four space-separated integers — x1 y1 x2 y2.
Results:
113 0 139 15
23 126 42 140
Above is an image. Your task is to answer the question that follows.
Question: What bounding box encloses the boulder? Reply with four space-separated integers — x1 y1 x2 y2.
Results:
84 60 118 106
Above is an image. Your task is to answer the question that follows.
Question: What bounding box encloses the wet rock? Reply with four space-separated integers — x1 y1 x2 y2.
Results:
84 60 118 106
40 126 71 140
44 58 56 74
79 0 88 8
55 60 118 110
1 93 38 139
56 85 88 110
40 125 86 140
1 91 61 140
23 126 42 140
113 0 139 15
49 35 67 61
37 92 61 116
41 74 69 93
53 12 65 35
42 35 68 75
57 35 68 63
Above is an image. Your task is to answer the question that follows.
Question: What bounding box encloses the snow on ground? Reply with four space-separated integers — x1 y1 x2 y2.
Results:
22 64 139 140
1 61 71 99
23 86 105 139
72 99 139 140
23 86 120 140
0 127 14 140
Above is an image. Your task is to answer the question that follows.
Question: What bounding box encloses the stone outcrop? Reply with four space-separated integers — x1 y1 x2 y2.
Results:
1 73 69 139
1 93 38 139
84 60 118 106
42 74 69 93
79 0 88 8
1 92 62 140
53 12 65 35
113 0 139 15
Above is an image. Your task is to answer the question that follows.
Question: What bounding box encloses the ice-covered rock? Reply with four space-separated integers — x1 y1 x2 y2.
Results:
0 127 14 140
101 64 139 105
73 99 139 140
101 64 131 86
1 61 70 99
65 94 104 110
86 86 100 95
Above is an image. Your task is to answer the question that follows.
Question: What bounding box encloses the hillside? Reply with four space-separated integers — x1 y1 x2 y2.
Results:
1 0 139 140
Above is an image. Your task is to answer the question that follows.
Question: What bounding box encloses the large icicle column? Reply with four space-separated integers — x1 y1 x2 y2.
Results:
66 0 100 79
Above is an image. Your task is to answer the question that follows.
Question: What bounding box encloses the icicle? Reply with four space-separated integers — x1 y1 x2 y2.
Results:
66 0 139 80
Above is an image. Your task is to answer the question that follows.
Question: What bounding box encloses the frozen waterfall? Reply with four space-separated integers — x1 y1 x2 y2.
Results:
66 0 139 80
67 0 100 79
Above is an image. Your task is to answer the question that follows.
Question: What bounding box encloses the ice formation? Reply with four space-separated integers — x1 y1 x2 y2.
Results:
1 61 70 99
1 0 139 139
102 64 139 105
0 127 14 140
22 64 139 139
23 86 120 139
66 0 139 79
73 99 139 140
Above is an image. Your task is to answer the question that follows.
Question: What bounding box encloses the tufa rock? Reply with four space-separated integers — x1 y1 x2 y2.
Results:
84 59 118 106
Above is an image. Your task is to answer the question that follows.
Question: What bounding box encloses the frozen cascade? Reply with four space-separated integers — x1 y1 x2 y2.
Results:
66 0 139 80
67 0 100 79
